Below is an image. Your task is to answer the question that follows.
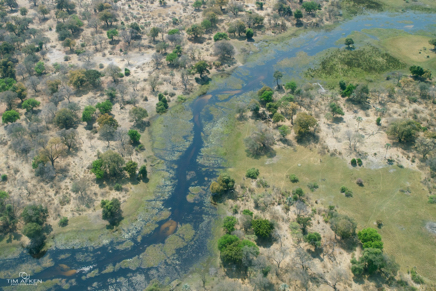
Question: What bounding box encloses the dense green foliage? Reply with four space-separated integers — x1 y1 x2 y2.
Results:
210 174 235 195
252 219 274 238
246 168 259 179
101 198 122 225
358 228 383 249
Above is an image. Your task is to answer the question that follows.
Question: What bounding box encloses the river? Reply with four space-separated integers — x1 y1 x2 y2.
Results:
0 11 435 290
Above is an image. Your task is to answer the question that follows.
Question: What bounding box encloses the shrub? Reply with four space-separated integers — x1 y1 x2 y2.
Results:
293 187 304 197
289 174 299 183
59 217 68 227
128 129 141 143
351 158 357 166
114 183 123 191
357 158 362 166
340 186 347 193
218 234 239 251
357 227 383 249
252 219 274 238
307 182 318 192
411 268 424 284
345 189 353 197
138 165 147 180
356 178 364 186
124 68 130 76
242 209 253 217
246 168 259 179
376 219 383 228
376 117 381 126
1 174 7 181
223 216 237 234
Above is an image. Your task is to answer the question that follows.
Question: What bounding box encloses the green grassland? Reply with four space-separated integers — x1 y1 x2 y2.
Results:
342 0 436 14
306 28 436 88
222 122 436 281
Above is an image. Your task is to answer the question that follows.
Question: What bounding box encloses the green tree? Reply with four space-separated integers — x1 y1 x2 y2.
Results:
138 165 147 180
285 81 297 93
278 125 291 138
166 52 178 65
329 102 344 116
345 38 354 48
22 98 40 113
186 24 205 39
34 61 45 76
305 232 321 249
218 234 239 251
91 159 105 179
21 204 48 225
259 90 274 104
223 216 237 234
107 28 118 41
2 110 20 124
409 65 424 77
129 107 148 124
387 119 421 143
294 10 303 24
54 108 79 129
99 10 117 27
357 228 383 249
82 105 96 127
193 60 210 77
273 70 283 87
193 0 202 9
273 112 285 123
296 215 312 234
128 129 141 143
149 27 161 42
429 39 436 50
301 1 320 14
124 161 138 178
246 168 259 179
22 222 43 239
210 174 235 195
246 28 254 39
252 219 274 238
201 19 212 32
101 198 122 225
330 214 357 239
84 70 102 87
214 32 229 42
68 69 87 89
294 112 317 137
351 248 388 276
96 100 113 114
11 82 27 102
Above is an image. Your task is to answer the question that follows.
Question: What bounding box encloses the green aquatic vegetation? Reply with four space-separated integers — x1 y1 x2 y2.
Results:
305 45 406 81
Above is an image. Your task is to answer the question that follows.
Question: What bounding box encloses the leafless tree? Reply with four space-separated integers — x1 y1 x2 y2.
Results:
151 53 163 69
148 74 159 92
79 50 95 68
344 130 353 149
120 30 132 47
292 246 313 272
99 124 116 146
268 245 288 269
26 76 40 92
325 266 348 291
88 17 100 32
57 128 80 152
180 69 190 91
16 63 26 80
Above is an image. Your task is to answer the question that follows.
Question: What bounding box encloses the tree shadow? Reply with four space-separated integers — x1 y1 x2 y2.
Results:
190 37 207 44
245 147 276 160
133 120 150 132
307 247 324 260
43 224 53 235
296 133 319 146
332 116 344 123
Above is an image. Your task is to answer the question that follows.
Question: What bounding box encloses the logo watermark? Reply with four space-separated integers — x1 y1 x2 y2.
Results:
6 272 43 286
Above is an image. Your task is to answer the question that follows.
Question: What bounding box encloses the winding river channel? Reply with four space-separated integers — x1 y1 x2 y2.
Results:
1 11 435 290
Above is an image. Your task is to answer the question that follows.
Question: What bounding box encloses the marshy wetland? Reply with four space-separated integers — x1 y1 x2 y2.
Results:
1 8 436 291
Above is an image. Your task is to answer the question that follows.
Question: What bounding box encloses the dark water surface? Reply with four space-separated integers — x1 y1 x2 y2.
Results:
1 11 435 290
